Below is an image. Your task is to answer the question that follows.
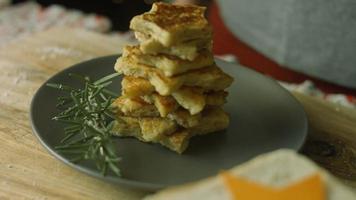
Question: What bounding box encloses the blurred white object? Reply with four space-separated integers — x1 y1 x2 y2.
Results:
145 150 356 200
324 95 354 108
280 80 356 108
216 54 239 63
0 2 111 47
280 80 324 98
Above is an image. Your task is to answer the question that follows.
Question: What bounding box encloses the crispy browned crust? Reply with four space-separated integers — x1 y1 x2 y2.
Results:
121 76 155 97
130 3 212 46
142 93 179 117
112 106 229 153
111 96 160 117
122 45 214 76
135 32 212 61
143 2 208 31
112 96 202 128
120 76 227 115
115 56 233 95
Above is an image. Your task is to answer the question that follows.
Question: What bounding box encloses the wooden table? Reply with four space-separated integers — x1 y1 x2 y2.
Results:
0 28 355 199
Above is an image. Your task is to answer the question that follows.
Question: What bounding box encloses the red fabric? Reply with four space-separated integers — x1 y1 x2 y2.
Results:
209 2 356 96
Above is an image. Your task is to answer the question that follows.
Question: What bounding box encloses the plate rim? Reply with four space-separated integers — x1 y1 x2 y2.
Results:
29 54 308 191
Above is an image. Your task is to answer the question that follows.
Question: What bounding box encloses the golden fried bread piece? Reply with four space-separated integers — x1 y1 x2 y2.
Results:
205 90 228 106
189 106 230 136
141 94 179 117
145 91 227 116
111 96 159 117
141 90 227 116
159 131 191 154
167 109 202 128
130 2 212 46
112 96 201 128
135 32 212 61
121 76 227 115
122 45 214 76
120 76 159 98
171 87 205 115
113 117 191 154
139 117 178 140
112 116 141 137
112 107 229 153
172 87 228 115
113 116 179 142
121 76 155 98
115 56 233 95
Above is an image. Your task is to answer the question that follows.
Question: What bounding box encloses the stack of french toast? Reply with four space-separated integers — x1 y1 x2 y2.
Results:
111 2 233 153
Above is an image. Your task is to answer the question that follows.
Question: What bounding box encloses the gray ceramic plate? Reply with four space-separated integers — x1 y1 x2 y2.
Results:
30 55 307 191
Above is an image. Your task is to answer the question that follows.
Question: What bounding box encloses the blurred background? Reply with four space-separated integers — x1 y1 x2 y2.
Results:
9 0 154 31
1 0 355 107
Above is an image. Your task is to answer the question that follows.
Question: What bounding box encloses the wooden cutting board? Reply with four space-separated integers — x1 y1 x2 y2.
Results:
0 28 355 199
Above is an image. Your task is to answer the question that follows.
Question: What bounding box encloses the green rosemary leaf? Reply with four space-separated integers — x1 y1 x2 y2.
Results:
62 105 78 115
106 121 114 132
108 161 121 176
64 129 81 136
96 81 113 89
48 73 121 176
55 143 91 150
94 73 120 85
99 93 108 101
104 111 116 120
65 135 95 146
102 97 112 110
64 125 81 132
84 82 89 100
46 83 74 91
100 162 108 176
52 113 75 120
86 124 107 136
69 73 90 83
60 132 78 143
69 156 85 163
56 96 72 107
90 142 101 158
104 142 117 158
70 91 82 106
91 86 105 99
102 88 118 97
107 157 121 162
54 118 82 124
58 96 72 101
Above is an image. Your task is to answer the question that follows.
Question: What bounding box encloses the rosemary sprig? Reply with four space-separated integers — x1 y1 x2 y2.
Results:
47 73 121 176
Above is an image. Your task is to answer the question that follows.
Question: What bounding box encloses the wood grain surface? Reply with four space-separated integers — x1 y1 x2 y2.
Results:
0 28 355 199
